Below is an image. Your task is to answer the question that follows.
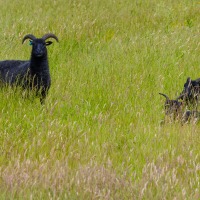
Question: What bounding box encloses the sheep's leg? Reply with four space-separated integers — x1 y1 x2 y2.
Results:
40 97 45 105
40 89 47 105
40 93 46 104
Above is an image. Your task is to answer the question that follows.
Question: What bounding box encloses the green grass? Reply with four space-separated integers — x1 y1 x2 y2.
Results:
0 0 199 199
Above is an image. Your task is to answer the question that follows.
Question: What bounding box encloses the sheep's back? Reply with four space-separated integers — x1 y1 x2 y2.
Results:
0 60 30 85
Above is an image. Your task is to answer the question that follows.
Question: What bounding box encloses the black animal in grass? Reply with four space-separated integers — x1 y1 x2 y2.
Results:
159 93 200 124
0 33 59 104
178 77 200 108
159 93 184 119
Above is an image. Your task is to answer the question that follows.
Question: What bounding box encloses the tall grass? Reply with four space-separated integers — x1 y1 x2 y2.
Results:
0 0 199 199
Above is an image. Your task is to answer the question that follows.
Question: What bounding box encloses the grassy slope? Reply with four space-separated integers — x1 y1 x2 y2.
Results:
0 0 199 199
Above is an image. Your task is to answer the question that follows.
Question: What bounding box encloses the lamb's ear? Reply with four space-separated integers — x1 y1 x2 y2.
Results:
45 41 53 46
29 40 33 46
186 77 191 84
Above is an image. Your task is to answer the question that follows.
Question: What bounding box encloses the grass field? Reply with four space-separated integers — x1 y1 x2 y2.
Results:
0 0 199 199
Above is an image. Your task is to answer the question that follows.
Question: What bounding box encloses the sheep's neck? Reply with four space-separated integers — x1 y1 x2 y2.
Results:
30 55 49 75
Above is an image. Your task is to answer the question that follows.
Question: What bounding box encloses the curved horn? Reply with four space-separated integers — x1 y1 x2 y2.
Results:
159 93 169 100
42 33 59 42
22 34 36 44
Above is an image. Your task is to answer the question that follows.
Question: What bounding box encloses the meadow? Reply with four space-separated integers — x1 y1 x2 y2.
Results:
0 0 199 199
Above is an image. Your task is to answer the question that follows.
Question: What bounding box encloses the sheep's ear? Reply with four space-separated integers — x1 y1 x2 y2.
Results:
45 41 53 46
29 40 33 46
186 77 191 84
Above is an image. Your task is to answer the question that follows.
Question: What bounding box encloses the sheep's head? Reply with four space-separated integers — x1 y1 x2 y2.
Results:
22 33 59 58
179 77 200 103
159 93 184 116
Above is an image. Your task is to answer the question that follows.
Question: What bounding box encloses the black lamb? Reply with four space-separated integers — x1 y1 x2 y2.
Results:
159 93 184 118
178 77 200 108
0 33 59 104
159 93 200 124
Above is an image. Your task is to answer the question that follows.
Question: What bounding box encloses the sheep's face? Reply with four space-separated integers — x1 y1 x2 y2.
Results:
22 34 58 59
164 99 183 116
31 39 52 58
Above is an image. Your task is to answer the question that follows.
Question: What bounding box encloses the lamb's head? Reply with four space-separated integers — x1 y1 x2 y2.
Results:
159 93 184 116
22 33 59 58
179 77 200 104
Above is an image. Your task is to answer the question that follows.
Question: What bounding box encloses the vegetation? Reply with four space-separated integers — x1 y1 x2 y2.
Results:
0 0 199 199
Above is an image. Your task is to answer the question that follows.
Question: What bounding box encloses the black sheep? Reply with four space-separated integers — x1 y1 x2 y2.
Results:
159 93 200 124
178 77 200 108
0 33 59 104
159 93 184 119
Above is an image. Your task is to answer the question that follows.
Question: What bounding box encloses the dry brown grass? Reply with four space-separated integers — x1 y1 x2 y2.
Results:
0 159 134 199
1 150 199 199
